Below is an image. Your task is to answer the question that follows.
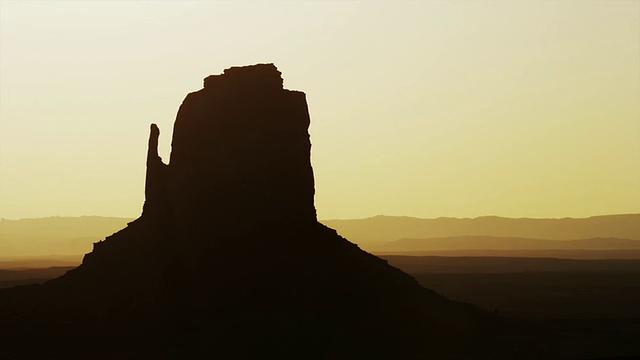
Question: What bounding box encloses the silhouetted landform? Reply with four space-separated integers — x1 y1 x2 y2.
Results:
415 271 640 319
144 64 316 226
374 249 640 260
9 257 640 320
0 216 132 257
382 255 640 274
0 64 638 359
324 214 640 246
5 215 640 260
0 256 82 270
380 256 640 319
375 236 640 251
0 267 75 289
0 64 503 359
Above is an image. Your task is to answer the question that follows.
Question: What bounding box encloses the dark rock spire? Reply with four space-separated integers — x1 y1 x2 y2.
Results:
143 123 168 216
143 63 316 227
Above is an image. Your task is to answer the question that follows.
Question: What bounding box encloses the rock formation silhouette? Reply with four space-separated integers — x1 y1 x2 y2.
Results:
0 64 563 359
145 64 316 228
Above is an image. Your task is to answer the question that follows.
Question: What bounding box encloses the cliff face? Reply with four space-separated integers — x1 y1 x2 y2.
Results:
145 64 316 227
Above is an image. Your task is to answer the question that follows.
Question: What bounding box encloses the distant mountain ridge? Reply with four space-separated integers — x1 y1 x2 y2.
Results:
2 215 639 258
323 214 640 245
0 216 134 236
0 216 133 257
377 236 640 251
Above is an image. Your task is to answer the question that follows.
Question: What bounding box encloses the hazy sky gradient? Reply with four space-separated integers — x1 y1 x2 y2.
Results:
1 1 639 220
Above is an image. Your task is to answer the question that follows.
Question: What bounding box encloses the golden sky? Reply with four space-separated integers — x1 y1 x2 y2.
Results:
1 1 638 220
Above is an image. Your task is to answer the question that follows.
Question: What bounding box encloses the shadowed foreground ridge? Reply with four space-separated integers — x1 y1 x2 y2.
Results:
0 64 599 359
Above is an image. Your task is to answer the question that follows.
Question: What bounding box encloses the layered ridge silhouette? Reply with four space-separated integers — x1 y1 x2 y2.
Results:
3 215 640 259
324 214 640 245
0 64 608 359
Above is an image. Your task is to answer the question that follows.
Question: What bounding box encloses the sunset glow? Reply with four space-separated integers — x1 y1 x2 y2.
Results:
1 1 638 220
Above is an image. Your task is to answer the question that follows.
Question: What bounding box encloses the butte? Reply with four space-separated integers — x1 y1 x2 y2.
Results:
1 64 533 359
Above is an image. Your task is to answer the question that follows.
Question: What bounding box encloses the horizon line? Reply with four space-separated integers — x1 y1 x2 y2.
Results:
2 213 639 222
